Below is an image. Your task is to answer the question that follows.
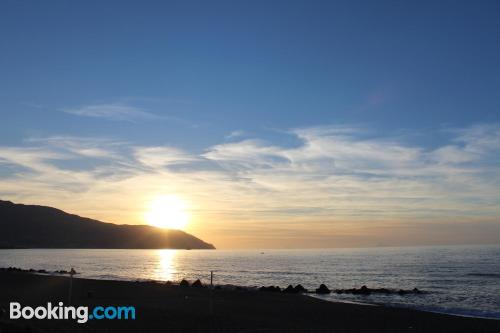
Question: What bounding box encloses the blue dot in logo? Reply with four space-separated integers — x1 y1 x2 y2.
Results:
89 314 93 319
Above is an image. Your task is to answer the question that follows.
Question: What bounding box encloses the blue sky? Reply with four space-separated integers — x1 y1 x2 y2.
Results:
1 1 499 247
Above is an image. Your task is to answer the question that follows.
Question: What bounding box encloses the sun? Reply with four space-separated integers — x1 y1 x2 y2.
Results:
145 196 190 230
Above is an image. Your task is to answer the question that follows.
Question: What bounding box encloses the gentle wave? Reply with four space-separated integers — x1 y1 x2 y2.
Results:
466 273 500 278
1 245 499 319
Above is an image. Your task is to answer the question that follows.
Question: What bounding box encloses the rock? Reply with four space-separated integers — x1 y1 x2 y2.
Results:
315 284 331 294
259 286 281 292
283 285 296 293
179 279 190 287
333 286 424 295
359 285 370 295
294 284 307 293
192 279 203 288
378 288 390 294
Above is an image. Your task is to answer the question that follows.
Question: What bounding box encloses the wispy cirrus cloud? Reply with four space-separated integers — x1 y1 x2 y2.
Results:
203 125 500 216
225 130 246 140
0 124 499 248
134 146 198 168
61 103 162 121
26 136 126 158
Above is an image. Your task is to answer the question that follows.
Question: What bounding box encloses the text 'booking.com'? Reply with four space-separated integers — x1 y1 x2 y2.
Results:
9 302 136 324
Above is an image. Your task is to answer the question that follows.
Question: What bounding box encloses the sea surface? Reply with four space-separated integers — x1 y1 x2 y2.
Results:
1 245 499 319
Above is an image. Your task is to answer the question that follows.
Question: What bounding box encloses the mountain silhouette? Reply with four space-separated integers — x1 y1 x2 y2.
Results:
0 200 215 249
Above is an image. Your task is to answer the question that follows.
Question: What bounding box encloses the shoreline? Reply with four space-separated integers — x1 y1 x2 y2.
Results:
2 266 499 321
1 270 499 332
312 295 500 321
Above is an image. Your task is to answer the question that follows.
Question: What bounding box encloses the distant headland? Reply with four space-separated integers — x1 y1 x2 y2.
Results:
0 200 215 250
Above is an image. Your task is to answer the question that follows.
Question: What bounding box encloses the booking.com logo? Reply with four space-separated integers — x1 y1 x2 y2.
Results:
10 302 136 324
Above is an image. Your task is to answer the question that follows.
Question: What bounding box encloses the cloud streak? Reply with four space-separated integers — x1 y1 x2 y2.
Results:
0 124 499 248
62 103 162 121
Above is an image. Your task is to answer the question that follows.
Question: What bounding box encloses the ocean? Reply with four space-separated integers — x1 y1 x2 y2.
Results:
1 245 499 319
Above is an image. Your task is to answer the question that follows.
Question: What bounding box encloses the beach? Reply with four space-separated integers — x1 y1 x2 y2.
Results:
0 271 499 333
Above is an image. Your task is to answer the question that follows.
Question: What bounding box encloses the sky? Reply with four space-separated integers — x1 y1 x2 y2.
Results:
0 0 499 248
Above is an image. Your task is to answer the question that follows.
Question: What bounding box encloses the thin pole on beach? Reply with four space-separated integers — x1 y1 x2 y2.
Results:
209 271 214 316
68 267 76 305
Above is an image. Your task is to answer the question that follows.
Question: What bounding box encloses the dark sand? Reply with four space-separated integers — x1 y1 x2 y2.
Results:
0 271 498 333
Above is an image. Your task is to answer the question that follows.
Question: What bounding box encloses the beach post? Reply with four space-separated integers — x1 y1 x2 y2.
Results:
209 271 214 315
68 267 76 305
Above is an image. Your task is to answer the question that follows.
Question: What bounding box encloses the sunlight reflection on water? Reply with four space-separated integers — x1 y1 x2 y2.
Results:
1 246 499 319
156 249 177 281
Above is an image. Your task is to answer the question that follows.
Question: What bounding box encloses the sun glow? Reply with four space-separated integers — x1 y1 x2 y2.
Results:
145 196 190 230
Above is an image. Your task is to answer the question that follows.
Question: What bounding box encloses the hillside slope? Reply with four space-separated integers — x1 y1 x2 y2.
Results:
0 200 215 249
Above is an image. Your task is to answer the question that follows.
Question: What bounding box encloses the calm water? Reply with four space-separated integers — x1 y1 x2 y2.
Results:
1 245 499 319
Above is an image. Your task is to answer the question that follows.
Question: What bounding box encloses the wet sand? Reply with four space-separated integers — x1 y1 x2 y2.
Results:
0 271 499 333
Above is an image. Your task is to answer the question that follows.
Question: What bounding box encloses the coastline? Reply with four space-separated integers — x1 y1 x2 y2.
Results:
1 270 499 333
